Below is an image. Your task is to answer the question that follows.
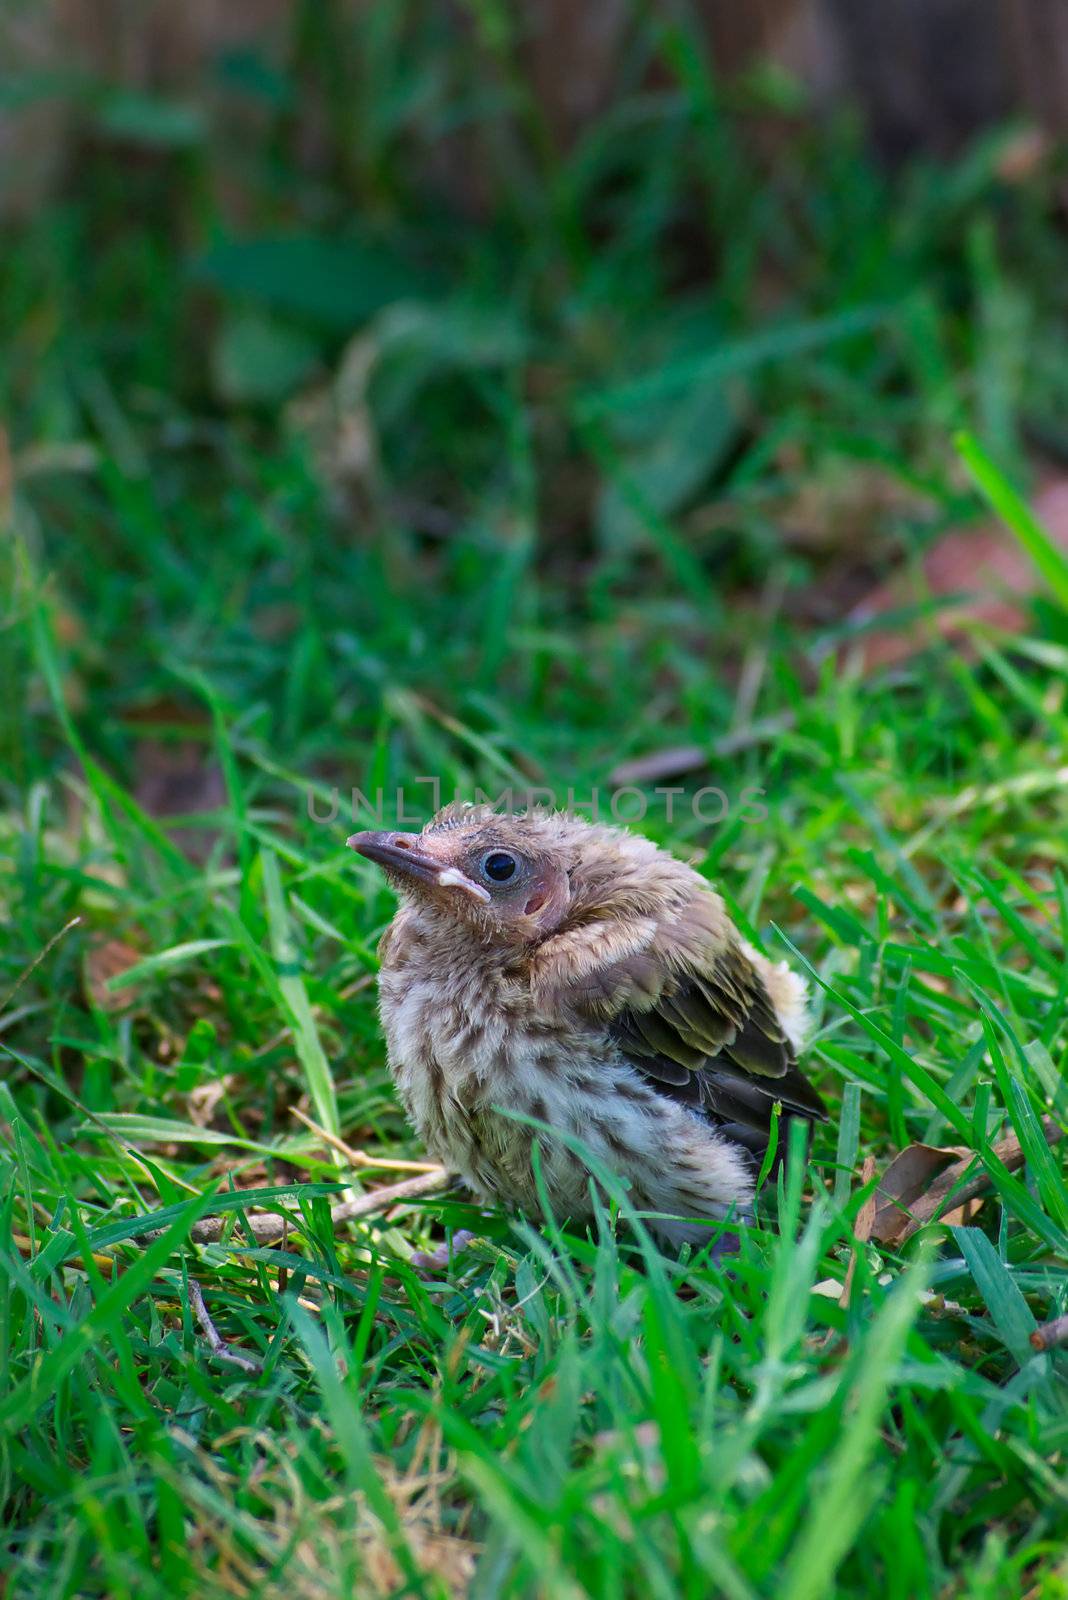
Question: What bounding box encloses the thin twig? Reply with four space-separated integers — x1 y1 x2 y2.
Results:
188 1279 262 1372
1030 1313 1068 1352
608 712 797 787
328 1168 449 1224
0 916 81 1015
185 1167 450 1244
288 1104 441 1173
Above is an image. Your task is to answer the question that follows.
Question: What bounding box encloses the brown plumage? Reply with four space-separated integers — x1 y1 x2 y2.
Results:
348 804 826 1246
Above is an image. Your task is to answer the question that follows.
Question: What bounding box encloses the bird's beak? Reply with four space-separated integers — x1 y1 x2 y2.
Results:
346 831 491 903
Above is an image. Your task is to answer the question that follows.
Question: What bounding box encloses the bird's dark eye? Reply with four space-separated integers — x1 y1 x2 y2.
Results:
481 850 517 883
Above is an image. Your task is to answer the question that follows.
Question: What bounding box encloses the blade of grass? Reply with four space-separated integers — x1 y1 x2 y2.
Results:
259 848 342 1146
779 1256 930 1600
0 1186 218 1431
956 431 1068 609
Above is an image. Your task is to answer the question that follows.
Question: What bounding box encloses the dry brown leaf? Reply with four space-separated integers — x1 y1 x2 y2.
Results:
187 1074 240 1127
133 737 226 863
994 125 1051 184
872 1142 980 1245
854 1155 879 1246
134 738 225 819
848 477 1068 672
840 1154 877 1308
872 1117 1064 1246
84 938 143 1013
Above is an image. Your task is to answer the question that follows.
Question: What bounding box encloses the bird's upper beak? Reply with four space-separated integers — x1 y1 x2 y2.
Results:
346 831 491 903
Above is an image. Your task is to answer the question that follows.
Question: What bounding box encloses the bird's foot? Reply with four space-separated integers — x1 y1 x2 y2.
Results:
410 1229 475 1274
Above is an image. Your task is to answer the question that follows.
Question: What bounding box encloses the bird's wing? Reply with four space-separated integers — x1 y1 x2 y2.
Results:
566 895 826 1158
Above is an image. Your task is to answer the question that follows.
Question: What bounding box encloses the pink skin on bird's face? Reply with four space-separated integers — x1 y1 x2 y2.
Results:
347 826 571 938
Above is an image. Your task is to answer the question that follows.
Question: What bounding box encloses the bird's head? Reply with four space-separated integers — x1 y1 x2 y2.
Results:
347 802 700 949
348 804 571 943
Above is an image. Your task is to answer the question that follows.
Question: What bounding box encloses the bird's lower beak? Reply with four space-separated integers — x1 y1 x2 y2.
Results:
346 831 491 903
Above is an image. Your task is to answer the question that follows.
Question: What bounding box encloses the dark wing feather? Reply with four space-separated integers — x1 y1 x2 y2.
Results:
595 934 826 1169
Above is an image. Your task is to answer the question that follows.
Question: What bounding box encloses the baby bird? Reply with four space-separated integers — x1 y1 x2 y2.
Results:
348 804 825 1245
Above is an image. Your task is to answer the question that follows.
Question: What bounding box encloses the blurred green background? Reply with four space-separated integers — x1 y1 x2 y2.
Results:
4 0 1068 828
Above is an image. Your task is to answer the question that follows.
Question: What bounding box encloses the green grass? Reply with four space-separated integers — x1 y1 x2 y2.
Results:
3 6 1068 1595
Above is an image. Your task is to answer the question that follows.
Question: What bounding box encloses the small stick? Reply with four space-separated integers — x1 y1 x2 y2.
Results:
608 712 797 786
0 916 81 1014
185 1166 449 1243
188 1279 261 1372
1030 1314 1068 1352
187 1211 299 1245
288 1105 440 1173
327 1168 449 1225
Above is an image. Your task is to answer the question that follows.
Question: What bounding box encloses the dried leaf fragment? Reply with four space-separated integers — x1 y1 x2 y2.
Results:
872 1118 1064 1246
84 938 144 1012
872 1141 977 1245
